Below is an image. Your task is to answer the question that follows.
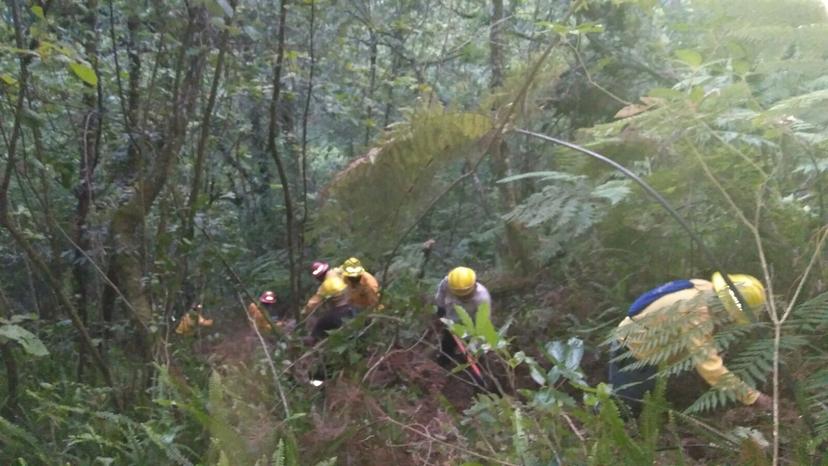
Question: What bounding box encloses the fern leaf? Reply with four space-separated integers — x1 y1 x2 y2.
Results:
271 438 285 466
315 110 492 261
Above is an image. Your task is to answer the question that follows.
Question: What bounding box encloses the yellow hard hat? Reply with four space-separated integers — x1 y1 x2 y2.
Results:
320 275 348 298
712 272 766 323
448 267 477 297
342 257 365 278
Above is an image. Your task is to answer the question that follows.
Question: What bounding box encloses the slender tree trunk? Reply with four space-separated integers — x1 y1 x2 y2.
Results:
267 0 299 316
75 0 103 381
102 2 143 333
363 30 378 146
176 17 232 314
297 0 316 299
0 274 18 418
383 46 400 129
490 0 505 88
1 344 18 418
489 0 532 273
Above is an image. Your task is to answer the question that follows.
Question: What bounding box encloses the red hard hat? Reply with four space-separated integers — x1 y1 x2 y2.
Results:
259 291 277 304
310 261 330 281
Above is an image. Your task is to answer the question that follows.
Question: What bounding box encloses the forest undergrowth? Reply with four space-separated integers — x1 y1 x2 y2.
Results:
2 0 828 464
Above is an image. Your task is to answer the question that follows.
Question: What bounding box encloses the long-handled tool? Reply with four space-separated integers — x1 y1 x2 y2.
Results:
450 333 485 386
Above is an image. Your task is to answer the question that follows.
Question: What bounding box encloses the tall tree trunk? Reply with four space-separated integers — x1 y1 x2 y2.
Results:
363 30 378 146
489 0 532 273
490 0 505 89
298 0 317 299
267 0 299 317
75 0 103 381
102 1 142 334
175 15 232 315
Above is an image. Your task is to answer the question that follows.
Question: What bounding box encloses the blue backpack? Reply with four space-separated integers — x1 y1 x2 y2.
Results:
627 279 694 317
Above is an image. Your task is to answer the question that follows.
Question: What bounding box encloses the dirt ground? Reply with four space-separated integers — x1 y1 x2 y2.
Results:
186 315 485 465
300 344 482 466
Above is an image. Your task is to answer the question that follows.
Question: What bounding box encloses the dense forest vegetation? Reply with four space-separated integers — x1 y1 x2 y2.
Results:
1 0 827 464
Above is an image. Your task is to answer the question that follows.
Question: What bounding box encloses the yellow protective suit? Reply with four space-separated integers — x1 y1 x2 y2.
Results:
614 279 759 405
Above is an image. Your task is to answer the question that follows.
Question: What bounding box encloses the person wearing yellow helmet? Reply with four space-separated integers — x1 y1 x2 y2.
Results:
340 257 380 310
608 273 772 415
308 275 358 341
434 266 492 364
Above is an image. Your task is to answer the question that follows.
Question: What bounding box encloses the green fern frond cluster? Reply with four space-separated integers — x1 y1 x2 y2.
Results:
501 173 631 262
315 109 493 260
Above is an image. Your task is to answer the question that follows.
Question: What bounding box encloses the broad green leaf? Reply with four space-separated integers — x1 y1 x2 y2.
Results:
0 74 17 86
0 324 49 357
474 302 498 347
565 337 584 370
546 366 562 385
69 62 98 86
453 305 475 331
529 363 546 386
546 340 565 362
31 5 44 19
675 49 702 68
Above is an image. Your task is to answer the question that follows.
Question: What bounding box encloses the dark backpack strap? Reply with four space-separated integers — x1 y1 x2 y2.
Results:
627 279 694 317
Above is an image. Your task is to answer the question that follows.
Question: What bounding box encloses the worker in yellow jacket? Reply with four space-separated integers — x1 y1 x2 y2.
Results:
302 257 379 315
309 275 356 341
340 257 380 310
609 273 772 413
302 261 342 316
247 291 277 333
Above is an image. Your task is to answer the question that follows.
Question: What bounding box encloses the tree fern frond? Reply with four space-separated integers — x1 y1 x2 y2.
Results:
271 438 285 466
502 175 630 264
761 89 828 120
315 110 493 261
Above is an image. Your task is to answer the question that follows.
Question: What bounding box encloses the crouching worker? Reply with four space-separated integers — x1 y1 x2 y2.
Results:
609 273 773 415
175 304 214 336
247 291 278 333
434 266 491 365
309 276 358 342
341 257 380 310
